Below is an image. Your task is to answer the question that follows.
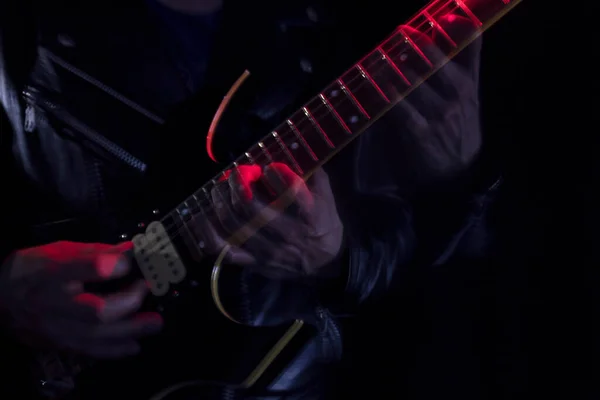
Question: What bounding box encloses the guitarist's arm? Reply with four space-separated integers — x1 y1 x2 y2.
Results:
0 5 163 391
325 149 416 307
333 17 487 305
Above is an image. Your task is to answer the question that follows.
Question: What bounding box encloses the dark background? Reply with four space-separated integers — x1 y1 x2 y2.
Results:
341 1 598 399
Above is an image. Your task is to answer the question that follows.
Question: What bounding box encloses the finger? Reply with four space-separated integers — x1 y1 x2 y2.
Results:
191 214 256 264
225 246 256 266
99 280 148 322
228 166 293 239
193 217 229 253
390 95 430 134
211 180 245 235
69 280 147 322
307 168 334 200
218 178 287 242
402 24 468 69
401 24 476 99
264 163 314 215
91 312 163 339
306 168 342 229
229 164 262 205
436 13 482 73
56 243 133 283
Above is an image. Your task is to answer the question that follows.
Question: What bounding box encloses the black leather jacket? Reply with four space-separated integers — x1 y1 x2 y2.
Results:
0 0 500 398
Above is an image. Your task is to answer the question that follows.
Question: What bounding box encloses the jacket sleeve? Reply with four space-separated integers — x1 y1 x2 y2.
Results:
326 125 417 306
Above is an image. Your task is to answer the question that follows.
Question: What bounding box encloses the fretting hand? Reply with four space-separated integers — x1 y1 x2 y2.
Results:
0 241 162 358
195 164 344 280
388 16 483 187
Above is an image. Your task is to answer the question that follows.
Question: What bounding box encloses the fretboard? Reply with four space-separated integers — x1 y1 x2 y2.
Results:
166 0 520 232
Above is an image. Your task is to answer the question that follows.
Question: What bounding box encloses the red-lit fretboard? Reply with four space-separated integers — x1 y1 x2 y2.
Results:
234 0 521 179
171 0 521 227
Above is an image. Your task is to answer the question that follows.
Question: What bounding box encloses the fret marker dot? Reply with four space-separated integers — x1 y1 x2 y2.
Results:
291 142 299 150
330 90 339 97
198 241 205 248
350 115 359 123
400 53 408 61
180 208 189 216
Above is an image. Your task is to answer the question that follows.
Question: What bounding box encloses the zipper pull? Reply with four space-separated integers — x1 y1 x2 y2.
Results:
24 103 37 133
23 87 38 133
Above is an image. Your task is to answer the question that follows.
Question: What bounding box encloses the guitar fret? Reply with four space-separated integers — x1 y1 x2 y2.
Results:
191 194 203 216
357 64 389 102
339 63 391 118
381 30 432 82
398 27 433 68
236 151 255 168
424 10 457 48
256 141 273 165
279 119 320 174
154 0 520 284
176 202 192 223
404 12 455 57
210 178 224 204
164 211 183 238
302 98 351 148
464 0 515 24
286 107 337 165
319 94 352 133
320 80 370 135
302 107 335 148
427 1 483 48
454 0 482 26
378 48 411 86
271 131 303 175
195 187 212 216
359 49 409 105
176 201 203 259
337 79 370 119
243 142 283 195
286 119 318 161
187 187 213 250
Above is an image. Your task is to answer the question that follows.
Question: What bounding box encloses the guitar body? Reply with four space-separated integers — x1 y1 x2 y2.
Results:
67 267 315 400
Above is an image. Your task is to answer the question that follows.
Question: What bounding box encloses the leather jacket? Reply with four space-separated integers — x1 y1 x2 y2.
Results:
0 0 500 398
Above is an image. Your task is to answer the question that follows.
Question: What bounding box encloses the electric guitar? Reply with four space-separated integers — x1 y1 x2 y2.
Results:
32 0 521 398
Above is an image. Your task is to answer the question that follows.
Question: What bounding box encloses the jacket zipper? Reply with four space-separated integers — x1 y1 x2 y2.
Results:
44 50 165 124
316 306 343 361
23 87 147 172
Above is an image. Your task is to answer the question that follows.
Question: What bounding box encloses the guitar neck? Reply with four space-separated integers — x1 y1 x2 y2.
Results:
165 0 521 234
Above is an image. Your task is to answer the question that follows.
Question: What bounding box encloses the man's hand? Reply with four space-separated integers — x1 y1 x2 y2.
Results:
390 16 483 186
0 241 162 358
196 164 344 280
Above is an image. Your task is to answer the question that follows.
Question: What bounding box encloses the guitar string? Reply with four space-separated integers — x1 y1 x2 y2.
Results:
158 6 473 230
146 45 430 237
138 11 475 256
163 27 445 225
138 29 465 261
